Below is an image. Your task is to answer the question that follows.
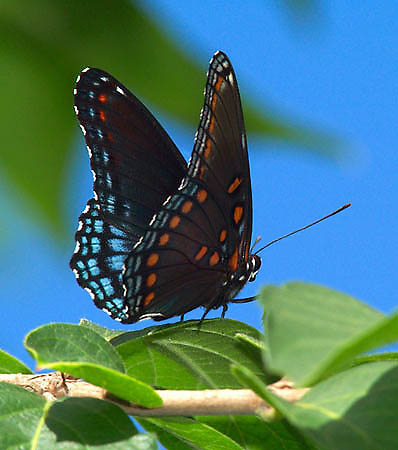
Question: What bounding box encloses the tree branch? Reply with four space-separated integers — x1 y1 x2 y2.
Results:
0 373 308 417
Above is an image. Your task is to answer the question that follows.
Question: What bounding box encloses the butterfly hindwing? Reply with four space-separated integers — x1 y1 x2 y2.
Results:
123 51 256 322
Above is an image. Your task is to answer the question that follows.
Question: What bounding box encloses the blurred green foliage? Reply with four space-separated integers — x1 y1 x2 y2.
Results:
1 0 340 240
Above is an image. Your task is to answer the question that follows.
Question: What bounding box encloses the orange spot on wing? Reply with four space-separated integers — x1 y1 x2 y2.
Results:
146 273 157 287
234 206 243 224
195 246 208 261
98 93 107 103
170 216 181 228
211 76 223 110
208 116 215 134
215 76 223 91
99 110 106 122
181 201 193 214
228 248 238 271
204 139 212 158
228 177 242 194
219 229 227 243
144 292 155 306
107 133 114 142
245 243 249 262
159 233 170 246
147 253 159 267
196 189 207 203
200 166 205 179
209 251 220 266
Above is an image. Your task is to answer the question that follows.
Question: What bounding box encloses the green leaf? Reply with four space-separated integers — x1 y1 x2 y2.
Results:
231 365 271 411
113 319 273 389
79 318 125 340
0 349 32 374
351 352 398 367
234 332 268 353
138 417 241 450
200 416 315 450
0 382 154 448
266 361 398 450
25 323 125 371
25 323 162 407
1 0 342 238
260 282 398 385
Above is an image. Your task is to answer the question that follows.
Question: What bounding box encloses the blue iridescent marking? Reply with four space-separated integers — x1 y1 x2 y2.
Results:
87 258 97 267
105 254 125 268
113 298 124 309
134 256 142 271
94 220 104 232
91 236 100 246
102 151 110 163
89 266 100 276
90 281 99 290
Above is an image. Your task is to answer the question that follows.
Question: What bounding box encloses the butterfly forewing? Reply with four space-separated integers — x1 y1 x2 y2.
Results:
123 51 256 322
71 68 186 321
190 52 253 261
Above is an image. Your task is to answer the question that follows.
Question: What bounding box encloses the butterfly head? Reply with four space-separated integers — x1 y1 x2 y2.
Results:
248 254 262 282
224 253 262 303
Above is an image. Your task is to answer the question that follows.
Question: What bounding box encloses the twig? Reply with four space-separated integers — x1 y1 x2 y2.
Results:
0 373 308 417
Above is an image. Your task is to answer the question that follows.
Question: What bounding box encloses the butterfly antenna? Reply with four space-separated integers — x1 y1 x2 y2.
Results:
254 203 351 255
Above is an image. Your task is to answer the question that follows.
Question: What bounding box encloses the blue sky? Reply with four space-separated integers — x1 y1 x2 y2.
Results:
2 1 397 367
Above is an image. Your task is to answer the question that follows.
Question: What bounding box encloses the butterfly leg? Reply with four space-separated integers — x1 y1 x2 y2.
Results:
221 303 228 318
180 314 185 322
198 307 212 328
230 296 257 304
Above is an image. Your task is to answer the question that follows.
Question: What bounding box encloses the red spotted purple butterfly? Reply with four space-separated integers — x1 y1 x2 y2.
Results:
71 51 261 323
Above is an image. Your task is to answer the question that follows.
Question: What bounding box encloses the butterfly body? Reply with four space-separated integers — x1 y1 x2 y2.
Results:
71 51 261 323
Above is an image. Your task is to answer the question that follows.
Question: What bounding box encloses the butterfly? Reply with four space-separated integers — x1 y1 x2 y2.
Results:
71 51 261 323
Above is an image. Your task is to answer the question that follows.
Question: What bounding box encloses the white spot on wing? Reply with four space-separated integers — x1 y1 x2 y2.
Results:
84 287 95 300
149 214 157 226
79 124 87 136
162 196 171 206
116 86 126 96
